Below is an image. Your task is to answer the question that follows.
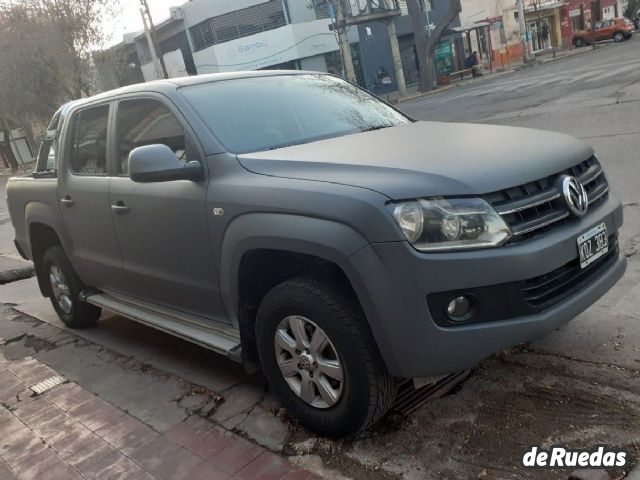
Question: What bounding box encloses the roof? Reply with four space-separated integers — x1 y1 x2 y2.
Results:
67 70 315 109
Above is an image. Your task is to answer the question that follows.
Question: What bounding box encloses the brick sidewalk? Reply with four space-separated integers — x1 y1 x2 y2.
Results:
0 354 317 480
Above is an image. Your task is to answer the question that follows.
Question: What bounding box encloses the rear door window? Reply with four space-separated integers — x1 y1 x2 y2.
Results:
115 98 187 175
70 104 110 175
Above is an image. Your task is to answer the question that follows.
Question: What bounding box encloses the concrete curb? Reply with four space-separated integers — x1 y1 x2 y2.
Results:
399 84 456 103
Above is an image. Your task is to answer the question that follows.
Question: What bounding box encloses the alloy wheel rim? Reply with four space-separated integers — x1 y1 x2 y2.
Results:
274 315 344 409
49 265 72 314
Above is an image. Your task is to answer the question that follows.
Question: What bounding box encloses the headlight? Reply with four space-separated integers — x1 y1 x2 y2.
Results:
392 197 512 251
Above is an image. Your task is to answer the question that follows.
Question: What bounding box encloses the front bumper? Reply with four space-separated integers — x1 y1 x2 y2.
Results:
349 194 625 378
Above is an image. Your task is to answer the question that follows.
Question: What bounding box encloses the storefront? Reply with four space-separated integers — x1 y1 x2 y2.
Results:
560 0 620 47
524 2 564 53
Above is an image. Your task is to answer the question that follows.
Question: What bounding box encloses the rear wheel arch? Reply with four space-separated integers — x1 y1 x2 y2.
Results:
29 222 64 296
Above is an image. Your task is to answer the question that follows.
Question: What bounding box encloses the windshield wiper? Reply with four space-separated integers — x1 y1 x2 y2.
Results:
360 125 393 132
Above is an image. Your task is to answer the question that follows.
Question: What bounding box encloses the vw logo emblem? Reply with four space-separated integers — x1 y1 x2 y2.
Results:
562 176 589 217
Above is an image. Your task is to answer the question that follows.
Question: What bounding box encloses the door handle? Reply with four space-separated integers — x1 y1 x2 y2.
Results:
60 196 75 207
111 202 130 215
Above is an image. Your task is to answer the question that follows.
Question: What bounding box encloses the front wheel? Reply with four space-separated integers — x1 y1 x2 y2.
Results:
256 276 397 437
574 38 585 47
613 32 624 42
41 245 101 328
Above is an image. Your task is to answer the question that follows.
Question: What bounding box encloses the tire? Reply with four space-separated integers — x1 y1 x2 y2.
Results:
574 38 585 47
255 276 397 438
614 32 624 42
41 245 101 328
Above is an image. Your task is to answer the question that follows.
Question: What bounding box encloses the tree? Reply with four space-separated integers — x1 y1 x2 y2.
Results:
590 0 602 49
0 0 115 142
623 0 639 19
406 0 461 93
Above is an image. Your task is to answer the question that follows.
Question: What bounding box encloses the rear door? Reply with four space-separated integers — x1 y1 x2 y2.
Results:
108 95 226 322
58 103 126 290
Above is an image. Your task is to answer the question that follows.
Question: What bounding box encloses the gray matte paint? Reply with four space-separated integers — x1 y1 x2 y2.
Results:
5 71 626 378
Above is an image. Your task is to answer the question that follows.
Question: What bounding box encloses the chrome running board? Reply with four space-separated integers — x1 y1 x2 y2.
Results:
81 291 242 361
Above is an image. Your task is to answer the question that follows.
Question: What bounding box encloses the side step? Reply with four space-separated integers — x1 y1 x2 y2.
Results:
82 292 242 360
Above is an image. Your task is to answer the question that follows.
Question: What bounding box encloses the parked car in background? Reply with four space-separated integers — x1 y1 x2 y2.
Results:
573 18 634 47
6 72 626 437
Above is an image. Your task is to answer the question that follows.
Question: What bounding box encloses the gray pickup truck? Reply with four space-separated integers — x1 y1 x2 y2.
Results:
6 72 626 437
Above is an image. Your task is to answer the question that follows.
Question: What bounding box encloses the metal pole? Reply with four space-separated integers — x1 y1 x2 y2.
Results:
140 0 169 79
140 8 163 80
517 0 532 63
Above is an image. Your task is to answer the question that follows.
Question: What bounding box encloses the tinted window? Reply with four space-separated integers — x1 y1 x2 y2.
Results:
70 105 109 175
180 74 410 154
116 99 187 175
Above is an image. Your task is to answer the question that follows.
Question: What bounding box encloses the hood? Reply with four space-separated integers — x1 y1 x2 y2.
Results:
237 121 593 199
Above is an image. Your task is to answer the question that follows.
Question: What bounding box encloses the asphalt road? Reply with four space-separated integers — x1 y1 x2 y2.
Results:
1 38 640 480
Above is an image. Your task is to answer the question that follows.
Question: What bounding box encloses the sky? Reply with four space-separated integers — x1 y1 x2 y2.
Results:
106 0 180 46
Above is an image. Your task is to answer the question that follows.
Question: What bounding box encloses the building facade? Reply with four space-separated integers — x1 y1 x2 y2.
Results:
96 0 464 93
457 0 624 68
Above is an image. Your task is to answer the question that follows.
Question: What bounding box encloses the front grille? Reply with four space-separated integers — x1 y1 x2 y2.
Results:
484 156 609 242
519 234 619 310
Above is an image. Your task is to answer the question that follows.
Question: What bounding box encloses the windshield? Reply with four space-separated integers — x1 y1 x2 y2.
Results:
180 74 410 154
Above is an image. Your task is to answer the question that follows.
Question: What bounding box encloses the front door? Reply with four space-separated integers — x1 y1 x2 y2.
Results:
108 96 226 322
58 103 125 290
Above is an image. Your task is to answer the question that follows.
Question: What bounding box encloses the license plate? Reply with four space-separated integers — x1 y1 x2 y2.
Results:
577 223 608 269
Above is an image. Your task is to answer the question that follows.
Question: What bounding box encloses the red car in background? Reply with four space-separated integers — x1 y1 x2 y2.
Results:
573 18 634 47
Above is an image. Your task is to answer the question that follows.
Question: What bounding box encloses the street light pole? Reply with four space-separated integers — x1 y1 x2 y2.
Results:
139 0 169 79
517 0 532 63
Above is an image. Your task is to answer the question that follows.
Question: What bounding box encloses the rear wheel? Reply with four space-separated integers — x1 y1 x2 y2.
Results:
574 37 585 47
42 246 101 328
614 32 624 42
255 276 397 437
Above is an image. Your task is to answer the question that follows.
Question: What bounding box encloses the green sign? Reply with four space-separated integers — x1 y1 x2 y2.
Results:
435 41 453 76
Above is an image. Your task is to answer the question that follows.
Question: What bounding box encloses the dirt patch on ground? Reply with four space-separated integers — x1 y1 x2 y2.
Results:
323 351 640 480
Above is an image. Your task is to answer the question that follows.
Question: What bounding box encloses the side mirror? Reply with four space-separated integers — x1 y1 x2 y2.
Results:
129 144 203 183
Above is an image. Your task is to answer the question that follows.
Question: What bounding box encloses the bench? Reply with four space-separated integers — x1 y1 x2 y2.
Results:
449 68 474 80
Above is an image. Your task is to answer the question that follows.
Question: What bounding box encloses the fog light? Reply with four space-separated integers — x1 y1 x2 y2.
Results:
446 295 472 321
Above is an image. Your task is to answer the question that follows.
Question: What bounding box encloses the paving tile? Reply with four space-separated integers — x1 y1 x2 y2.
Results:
0 383 27 405
208 433 264 475
29 409 69 440
0 370 21 390
280 469 318 480
45 382 95 412
5 357 39 378
59 431 108 464
166 420 228 460
19 454 83 480
235 451 292 480
18 363 58 386
46 417 87 445
0 459 18 480
70 397 125 432
130 436 203 480
188 461 230 480
9 446 57 476
49 423 93 454
100 416 160 455
93 454 156 480
0 420 33 454
73 444 122 478
13 396 58 424
2 436 50 469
